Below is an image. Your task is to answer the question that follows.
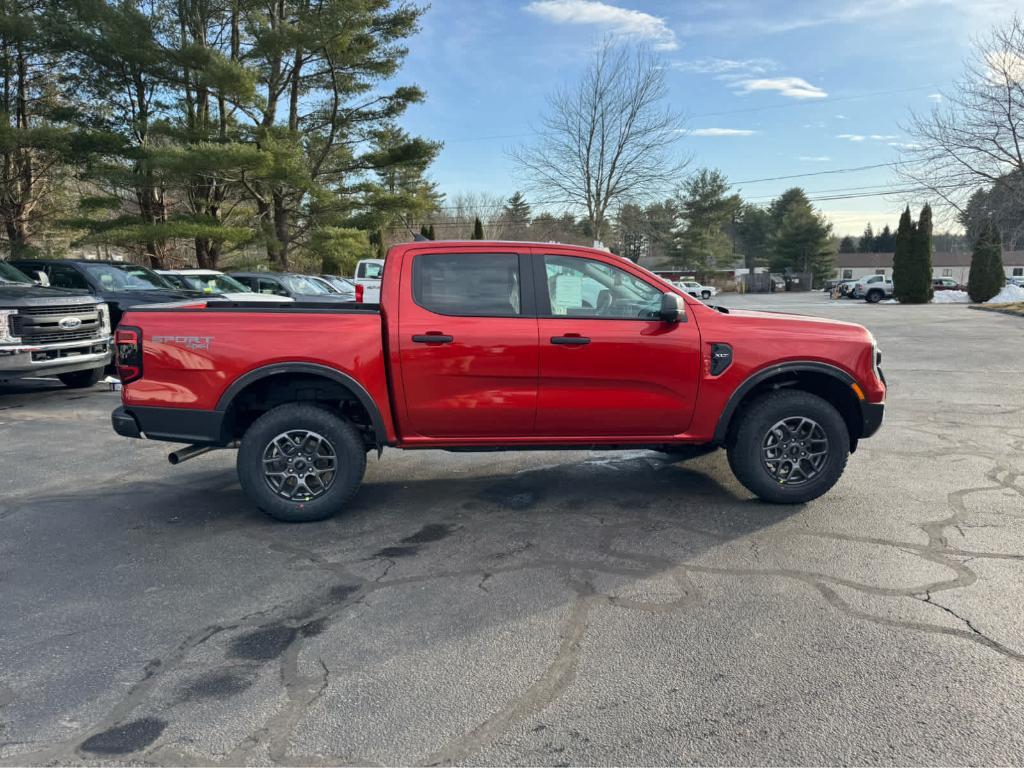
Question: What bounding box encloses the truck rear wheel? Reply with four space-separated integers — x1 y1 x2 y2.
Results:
58 366 104 389
726 390 849 504
237 403 366 523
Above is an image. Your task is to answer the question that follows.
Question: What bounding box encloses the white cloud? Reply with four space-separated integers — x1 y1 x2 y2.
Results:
799 156 832 162
837 133 901 143
735 77 827 99
524 0 677 50
835 113 848 120
689 128 756 137
888 141 923 150
673 57 776 76
928 93 943 102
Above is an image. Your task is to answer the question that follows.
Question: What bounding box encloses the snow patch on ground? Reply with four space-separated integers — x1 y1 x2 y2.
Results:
987 284 1024 303
932 290 970 304
880 299 899 304
929 284 1024 304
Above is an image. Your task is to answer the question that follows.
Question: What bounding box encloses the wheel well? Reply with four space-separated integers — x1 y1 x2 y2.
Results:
724 370 863 451
223 373 377 447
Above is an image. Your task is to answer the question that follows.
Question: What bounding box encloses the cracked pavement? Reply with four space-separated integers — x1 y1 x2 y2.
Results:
1 292 1022 765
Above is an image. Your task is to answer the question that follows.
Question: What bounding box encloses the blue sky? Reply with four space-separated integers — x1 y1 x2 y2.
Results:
394 0 1014 236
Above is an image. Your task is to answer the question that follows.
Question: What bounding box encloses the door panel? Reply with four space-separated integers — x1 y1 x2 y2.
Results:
534 253 701 437
397 252 539 437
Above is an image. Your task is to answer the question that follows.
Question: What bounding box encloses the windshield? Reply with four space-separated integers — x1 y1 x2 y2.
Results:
81 263 172 291
282 275 330 295
322 276 353 290
178 273 251 294
0 261 32 284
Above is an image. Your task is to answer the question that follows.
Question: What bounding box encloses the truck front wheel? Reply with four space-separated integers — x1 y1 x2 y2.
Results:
865 289 883 303
237 403 367 523
726 390 849 504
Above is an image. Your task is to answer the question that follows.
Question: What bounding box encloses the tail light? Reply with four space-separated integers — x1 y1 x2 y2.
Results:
355 283 364 303
115 325 143 384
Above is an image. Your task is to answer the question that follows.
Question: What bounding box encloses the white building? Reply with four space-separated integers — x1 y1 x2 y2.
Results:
834 251 1024 283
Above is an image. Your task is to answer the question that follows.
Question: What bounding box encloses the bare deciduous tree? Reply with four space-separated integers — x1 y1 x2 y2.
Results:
510 39 686 245
898 14 1024 236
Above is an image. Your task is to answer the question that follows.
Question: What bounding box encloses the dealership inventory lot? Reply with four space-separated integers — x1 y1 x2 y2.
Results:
1 294 1023 765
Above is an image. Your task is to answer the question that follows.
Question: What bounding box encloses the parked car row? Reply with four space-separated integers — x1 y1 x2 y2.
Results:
1 258 382 387
829 274 1017 303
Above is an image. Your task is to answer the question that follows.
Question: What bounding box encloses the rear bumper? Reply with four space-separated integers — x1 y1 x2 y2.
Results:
861 401 885 439
0 339 111 380
112 405 226 445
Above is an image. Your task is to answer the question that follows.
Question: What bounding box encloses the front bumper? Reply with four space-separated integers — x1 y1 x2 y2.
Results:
0 338 112 380
861 400 885 439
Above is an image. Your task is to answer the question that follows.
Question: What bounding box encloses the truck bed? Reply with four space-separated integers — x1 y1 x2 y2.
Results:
119 301 394 441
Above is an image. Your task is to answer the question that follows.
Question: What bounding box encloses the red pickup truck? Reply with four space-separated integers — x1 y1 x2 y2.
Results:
111 241 885 522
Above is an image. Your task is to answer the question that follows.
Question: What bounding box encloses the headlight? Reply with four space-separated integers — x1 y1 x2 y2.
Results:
97 303 111 334
0 309 20 344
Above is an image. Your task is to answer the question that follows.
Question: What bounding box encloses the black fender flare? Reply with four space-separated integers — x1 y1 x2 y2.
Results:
217 362 387 449
713 361 857 445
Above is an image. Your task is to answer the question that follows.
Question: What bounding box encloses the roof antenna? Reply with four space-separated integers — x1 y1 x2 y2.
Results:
401 215 430 242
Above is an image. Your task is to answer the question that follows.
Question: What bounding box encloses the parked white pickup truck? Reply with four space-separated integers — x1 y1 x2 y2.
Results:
676 280 718 301
354 259 384 303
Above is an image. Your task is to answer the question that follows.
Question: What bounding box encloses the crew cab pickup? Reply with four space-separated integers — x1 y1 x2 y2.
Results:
111 241 886 522
1 261 112 387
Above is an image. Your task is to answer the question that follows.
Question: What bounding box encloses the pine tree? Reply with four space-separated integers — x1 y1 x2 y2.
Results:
503 192 531 225
877 224 896 251
838 235 856 252
420 225 430 239
892 207 914 302
768 188 834 282
904 204 934 304
676 168 741 270
858 223 875 252
967 220 1005 302
428 224 436 240
471 217 484 239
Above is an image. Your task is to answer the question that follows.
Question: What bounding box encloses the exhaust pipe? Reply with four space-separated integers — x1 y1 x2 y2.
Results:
168 444 216 465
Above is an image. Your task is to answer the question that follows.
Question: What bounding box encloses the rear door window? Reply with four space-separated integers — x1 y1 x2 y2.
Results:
412 253 521 317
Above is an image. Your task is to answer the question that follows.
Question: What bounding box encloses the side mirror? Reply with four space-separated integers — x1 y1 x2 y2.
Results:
34 270 49 287
659 292 684 323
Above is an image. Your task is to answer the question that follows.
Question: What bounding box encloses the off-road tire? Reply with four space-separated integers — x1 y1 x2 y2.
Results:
237 403 366 523
865 289 883 303
58 366 104 389
726 390 849 504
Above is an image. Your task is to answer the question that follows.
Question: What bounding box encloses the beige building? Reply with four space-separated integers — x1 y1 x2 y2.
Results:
835 251 1024 283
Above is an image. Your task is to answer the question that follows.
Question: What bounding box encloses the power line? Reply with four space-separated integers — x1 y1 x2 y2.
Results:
733 162 897 185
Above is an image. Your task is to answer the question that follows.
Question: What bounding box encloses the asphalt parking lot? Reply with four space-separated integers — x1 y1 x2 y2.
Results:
2 292 1023 766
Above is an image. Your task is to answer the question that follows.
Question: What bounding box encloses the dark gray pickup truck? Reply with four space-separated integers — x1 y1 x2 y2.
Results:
0 261 112 388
